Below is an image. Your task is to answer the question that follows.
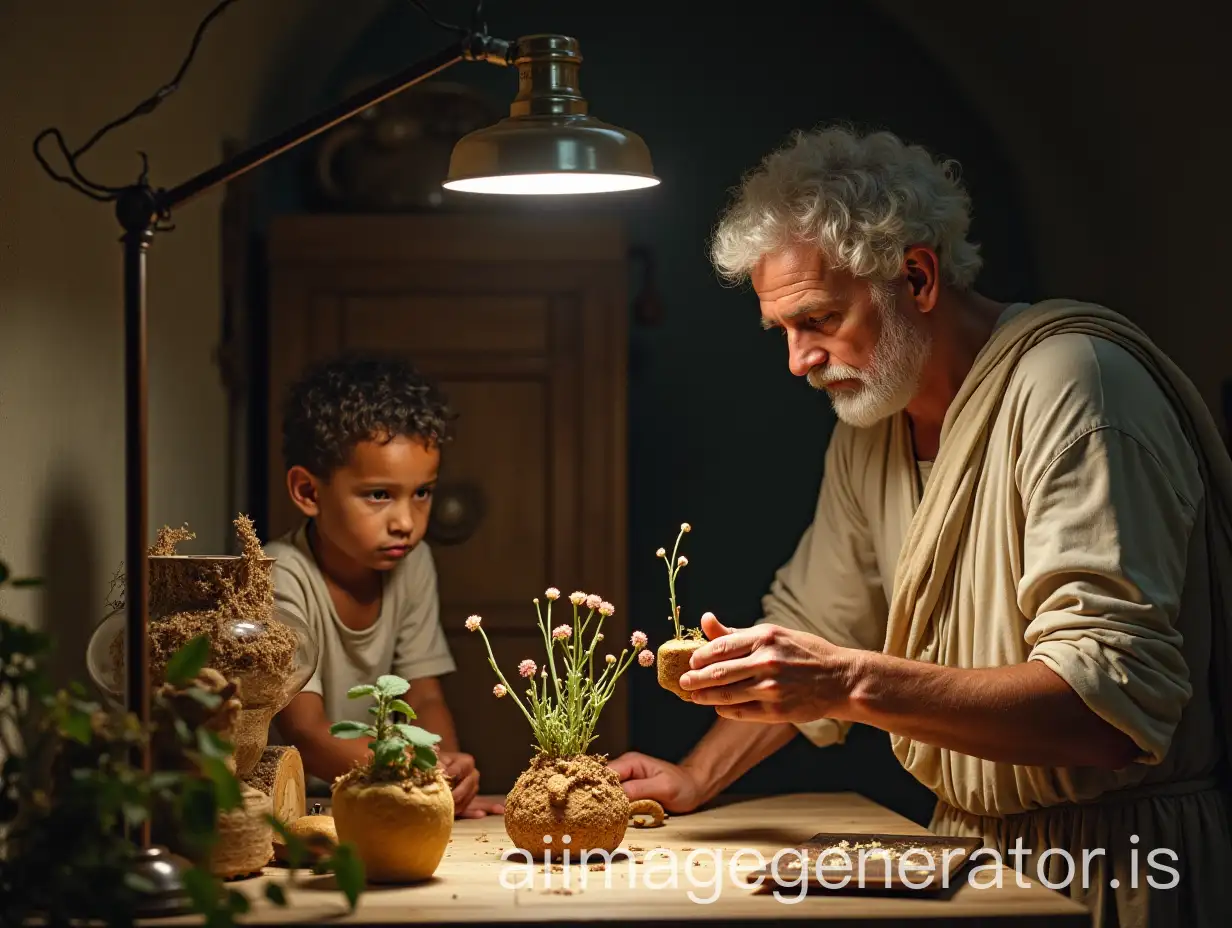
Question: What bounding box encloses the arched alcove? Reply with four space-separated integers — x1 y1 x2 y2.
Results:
244 0 1038 825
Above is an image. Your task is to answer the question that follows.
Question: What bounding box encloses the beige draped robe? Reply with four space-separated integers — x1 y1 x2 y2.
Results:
760 300 1232 927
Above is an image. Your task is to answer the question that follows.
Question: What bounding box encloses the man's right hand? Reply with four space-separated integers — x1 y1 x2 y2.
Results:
607 752 707 814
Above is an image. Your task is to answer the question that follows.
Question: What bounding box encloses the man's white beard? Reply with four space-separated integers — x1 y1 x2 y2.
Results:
806 296 930 428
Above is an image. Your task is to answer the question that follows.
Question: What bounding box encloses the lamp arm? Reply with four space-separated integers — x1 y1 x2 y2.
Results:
156 32 512 215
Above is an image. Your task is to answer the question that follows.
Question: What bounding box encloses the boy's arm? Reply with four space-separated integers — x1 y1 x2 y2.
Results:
276 692 371 784
407 676 505 818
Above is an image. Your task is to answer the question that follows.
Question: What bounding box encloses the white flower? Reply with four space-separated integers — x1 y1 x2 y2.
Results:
585 594 602 610
493 683 507 698
681 522 691 532
630 631 648 649
545 587 560 600
677 556 688 567
638 649 655 667
569 591 587 606
605 654 617 665
518 659 537 678
465 615 482 632
552 625 572 640
599 601 615 616
655 547 666 558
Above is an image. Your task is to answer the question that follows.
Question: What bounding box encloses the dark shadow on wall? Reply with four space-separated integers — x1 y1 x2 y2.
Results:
37 464 102 691
242 0 1039 827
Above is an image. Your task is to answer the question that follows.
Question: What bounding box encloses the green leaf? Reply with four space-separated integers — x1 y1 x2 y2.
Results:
183 866 220 912
186 688 223 710
226 889 250 914
203 756 243 812
181 778 220 839
329 843 365 910
122 801 149 828
149 771 182 792
346 684 377 699
412 744 438 771
329 719 374 740
394 724 440 748
196 726 234 760
265 884 287 906
388 698 416 719
371 738 404 769
59 707 94 744
165 634 211 686
376 674 409 697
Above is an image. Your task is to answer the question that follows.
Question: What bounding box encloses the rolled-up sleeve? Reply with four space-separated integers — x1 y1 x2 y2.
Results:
757 425 888 747
1021 426 1197 765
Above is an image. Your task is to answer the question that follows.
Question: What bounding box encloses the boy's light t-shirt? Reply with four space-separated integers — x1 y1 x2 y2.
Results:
264 521 457 726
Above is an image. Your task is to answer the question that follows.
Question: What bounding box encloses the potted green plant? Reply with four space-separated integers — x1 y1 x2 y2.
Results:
0 556 364 926
653 522 711 701
328 676 454 882
467 588 655 858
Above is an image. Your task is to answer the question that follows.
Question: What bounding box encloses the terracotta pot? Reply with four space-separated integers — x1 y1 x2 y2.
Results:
331 772 454 882
504 754 629 859
656 638 706 701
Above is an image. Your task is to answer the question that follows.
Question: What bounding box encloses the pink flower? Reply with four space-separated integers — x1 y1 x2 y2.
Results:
465 615 482 632
518 659 537 678
569 591 587 606
545 587 560 601
630 631 648 649
599 601 615 616
493 684 507 698
552 625 572 640
638 649 655 667
585 594 603 610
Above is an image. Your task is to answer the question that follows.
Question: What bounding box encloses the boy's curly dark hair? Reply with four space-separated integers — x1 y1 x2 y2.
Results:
281 353 455 477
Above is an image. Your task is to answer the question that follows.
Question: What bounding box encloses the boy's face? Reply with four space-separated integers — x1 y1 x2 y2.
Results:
288 435 439 572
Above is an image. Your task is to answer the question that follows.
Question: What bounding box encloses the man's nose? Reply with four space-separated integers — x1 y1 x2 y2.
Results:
788 333 826 378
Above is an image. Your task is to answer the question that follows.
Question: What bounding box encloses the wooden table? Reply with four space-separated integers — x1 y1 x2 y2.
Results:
152 793 1090 927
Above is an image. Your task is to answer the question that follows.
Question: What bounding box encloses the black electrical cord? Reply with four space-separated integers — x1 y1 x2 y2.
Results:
32 0 484 204
32 0 243 202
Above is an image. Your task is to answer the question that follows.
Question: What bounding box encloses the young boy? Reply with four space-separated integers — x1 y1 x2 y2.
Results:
267 354 501 819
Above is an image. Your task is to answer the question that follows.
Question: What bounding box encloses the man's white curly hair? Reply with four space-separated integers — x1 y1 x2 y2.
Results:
709 125 983 290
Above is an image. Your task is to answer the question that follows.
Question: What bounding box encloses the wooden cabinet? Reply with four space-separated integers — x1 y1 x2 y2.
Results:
265 214 630 791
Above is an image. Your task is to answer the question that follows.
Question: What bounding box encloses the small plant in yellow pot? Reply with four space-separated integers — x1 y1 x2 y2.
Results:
328 676 453 882
467 590 654 859
655 522 711 701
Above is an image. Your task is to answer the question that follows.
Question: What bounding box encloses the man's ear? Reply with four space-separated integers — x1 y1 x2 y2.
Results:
903 246 940 312
286 465 323 518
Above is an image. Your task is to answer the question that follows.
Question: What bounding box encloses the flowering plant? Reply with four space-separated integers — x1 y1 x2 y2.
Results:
466 590 654 757
656 522 705 640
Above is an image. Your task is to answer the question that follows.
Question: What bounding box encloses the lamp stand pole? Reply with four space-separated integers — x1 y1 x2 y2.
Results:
108 31 512 914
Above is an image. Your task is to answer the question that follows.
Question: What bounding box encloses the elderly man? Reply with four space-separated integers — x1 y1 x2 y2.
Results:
610 126 1232 927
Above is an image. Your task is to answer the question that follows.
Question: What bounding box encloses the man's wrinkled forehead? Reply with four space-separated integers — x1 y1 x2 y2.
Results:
753 246 851 324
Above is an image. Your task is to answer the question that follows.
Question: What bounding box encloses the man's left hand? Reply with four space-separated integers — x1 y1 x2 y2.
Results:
680 616 858 723
438 751 484 818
